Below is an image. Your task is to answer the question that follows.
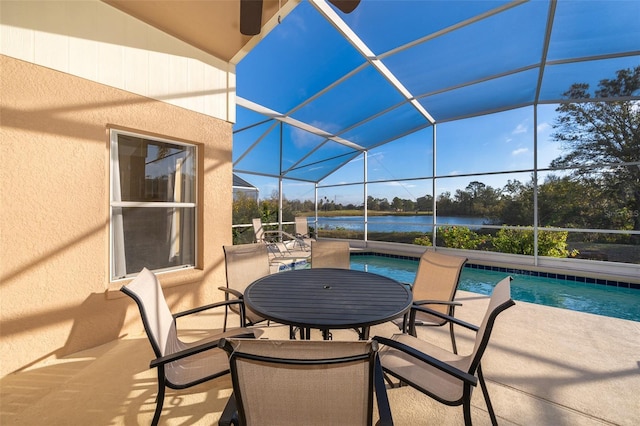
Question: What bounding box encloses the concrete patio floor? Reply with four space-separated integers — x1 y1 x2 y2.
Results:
2 261 639 425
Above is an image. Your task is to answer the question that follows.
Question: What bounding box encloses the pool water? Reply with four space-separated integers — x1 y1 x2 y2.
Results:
349 255 640 322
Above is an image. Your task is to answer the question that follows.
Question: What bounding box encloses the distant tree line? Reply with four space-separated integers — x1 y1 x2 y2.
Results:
234 173 635 236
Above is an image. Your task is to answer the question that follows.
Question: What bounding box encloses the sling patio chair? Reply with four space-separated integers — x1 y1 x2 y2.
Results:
310 240 351 269
121 267 258 426
217 338 393 426
221 243 272 331
405 251 467 353
251 217 293 257
292 216 313 251
374 276 515 426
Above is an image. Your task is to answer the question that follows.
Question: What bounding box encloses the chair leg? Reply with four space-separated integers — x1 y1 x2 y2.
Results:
462 385 473 426
297 327 309 339
359 326 370 340
152 369 166 426
409 309 418 336
400 313 408 332
463 400 472 426
223 306 228 332
478 364 498 425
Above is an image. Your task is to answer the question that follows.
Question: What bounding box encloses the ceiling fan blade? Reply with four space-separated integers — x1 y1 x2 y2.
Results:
328 0 361 14
240 0 263 36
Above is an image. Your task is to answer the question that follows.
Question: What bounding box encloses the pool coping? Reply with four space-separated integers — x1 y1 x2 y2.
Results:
350 251 640 290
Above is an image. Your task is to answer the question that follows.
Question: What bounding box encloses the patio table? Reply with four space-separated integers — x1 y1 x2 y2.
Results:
243 268 412 339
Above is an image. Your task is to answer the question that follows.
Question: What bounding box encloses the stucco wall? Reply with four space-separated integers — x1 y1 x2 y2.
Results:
0 0 235 122
0 55 233 377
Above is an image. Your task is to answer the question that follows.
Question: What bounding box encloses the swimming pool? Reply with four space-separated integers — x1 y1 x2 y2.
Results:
349 254 640 322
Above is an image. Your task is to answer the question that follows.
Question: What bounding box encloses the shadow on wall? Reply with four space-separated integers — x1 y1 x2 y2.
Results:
62 292 128 356
3 293 128 374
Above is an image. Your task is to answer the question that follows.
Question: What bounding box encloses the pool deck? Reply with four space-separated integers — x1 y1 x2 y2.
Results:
2 271 639 425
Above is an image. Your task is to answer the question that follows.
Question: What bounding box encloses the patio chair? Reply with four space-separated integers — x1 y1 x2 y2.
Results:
120 267 257 426
374 276 515 426
221 243 272 331
292 216 313 251
310 240 350 269
406 251 467 353
309 240 352 338
217 338 393 426
252 217 293 257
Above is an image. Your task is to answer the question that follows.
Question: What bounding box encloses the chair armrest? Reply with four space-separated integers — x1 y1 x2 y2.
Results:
280 231 296 240
150 331 256 369
413 299 462 307
262 230 296 241
217 286 244 300
174 298 244 319
261 230 282 239
410 305 479 332
373 336 477 386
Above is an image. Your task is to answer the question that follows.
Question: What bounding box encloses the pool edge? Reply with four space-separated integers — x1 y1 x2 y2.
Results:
350 251 640 290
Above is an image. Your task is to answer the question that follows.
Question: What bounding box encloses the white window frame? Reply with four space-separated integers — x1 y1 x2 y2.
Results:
109 129 198 281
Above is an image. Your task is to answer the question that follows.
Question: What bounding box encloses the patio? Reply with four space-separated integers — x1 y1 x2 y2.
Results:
2 285 638 425
1 2 639 423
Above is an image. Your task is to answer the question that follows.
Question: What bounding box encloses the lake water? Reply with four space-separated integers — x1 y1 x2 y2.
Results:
313 215 488 232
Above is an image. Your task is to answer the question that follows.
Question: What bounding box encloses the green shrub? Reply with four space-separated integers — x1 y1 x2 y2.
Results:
492 227 577 257
413 235 433 246
440 226 487 250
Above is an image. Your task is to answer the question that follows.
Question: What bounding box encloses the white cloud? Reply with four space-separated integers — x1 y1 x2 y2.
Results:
291 126 319 148
512 148 528 156
383 181 416 188
512 123 527 134
537 122 551 133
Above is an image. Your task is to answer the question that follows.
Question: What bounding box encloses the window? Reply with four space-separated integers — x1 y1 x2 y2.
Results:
110 129 197 280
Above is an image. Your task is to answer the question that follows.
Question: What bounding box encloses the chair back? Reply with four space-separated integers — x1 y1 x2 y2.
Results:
467 276 515 373
224 243 271 295
252 218 265 243
311 240 350 269
220 339 378 426
294 216 309 237
412 251 467 323
120 267 180 358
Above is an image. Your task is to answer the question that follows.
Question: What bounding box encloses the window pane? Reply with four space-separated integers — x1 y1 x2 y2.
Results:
119 207 195 277
116 134 195 203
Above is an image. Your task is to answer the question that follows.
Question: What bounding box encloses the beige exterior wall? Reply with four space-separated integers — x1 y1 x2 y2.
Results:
0 1 236 378
0 0 235 122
